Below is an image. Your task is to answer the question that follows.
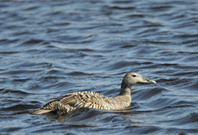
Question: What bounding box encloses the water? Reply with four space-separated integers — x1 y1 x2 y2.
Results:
0 0 198 134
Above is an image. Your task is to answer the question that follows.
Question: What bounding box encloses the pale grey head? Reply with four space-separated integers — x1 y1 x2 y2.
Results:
120 72 156 95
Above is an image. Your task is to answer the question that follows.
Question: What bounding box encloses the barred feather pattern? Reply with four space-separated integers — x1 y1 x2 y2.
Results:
30 91 131 114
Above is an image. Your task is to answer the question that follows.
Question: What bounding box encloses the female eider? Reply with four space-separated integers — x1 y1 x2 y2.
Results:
30 72 156 114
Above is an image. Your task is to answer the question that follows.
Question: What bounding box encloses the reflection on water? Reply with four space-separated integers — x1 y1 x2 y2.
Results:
1 0 198 134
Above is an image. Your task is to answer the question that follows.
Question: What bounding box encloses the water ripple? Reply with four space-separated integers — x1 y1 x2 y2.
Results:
1 0 198 134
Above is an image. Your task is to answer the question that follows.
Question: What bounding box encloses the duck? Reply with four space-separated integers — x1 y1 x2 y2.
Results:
30 72 156 115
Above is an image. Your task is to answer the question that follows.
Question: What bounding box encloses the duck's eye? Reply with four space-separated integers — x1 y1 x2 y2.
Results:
132 75 136 77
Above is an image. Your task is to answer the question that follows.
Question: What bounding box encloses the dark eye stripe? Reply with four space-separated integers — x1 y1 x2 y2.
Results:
132 75 136 77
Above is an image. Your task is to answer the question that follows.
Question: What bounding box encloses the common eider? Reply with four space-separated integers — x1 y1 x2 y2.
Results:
30 72 156 115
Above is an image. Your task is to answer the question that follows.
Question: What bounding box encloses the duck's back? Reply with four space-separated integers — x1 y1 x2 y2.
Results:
30 91 128 114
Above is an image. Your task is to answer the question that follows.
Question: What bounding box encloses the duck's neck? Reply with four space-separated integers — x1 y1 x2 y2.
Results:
119 79 132 95
119 87 131 95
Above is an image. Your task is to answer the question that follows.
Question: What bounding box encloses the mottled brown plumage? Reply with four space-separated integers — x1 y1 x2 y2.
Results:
30 72 156 115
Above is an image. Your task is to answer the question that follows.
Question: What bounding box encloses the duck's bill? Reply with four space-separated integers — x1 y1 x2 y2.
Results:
148 80 156 84
139 77 157 84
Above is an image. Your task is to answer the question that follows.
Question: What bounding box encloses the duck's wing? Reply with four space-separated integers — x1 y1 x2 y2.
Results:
30 91 112 114
59 91 112 109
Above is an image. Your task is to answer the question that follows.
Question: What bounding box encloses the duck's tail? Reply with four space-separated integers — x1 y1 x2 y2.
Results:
29 108 52 114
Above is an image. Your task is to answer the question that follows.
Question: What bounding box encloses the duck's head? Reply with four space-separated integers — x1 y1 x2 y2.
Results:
121 72 156 89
